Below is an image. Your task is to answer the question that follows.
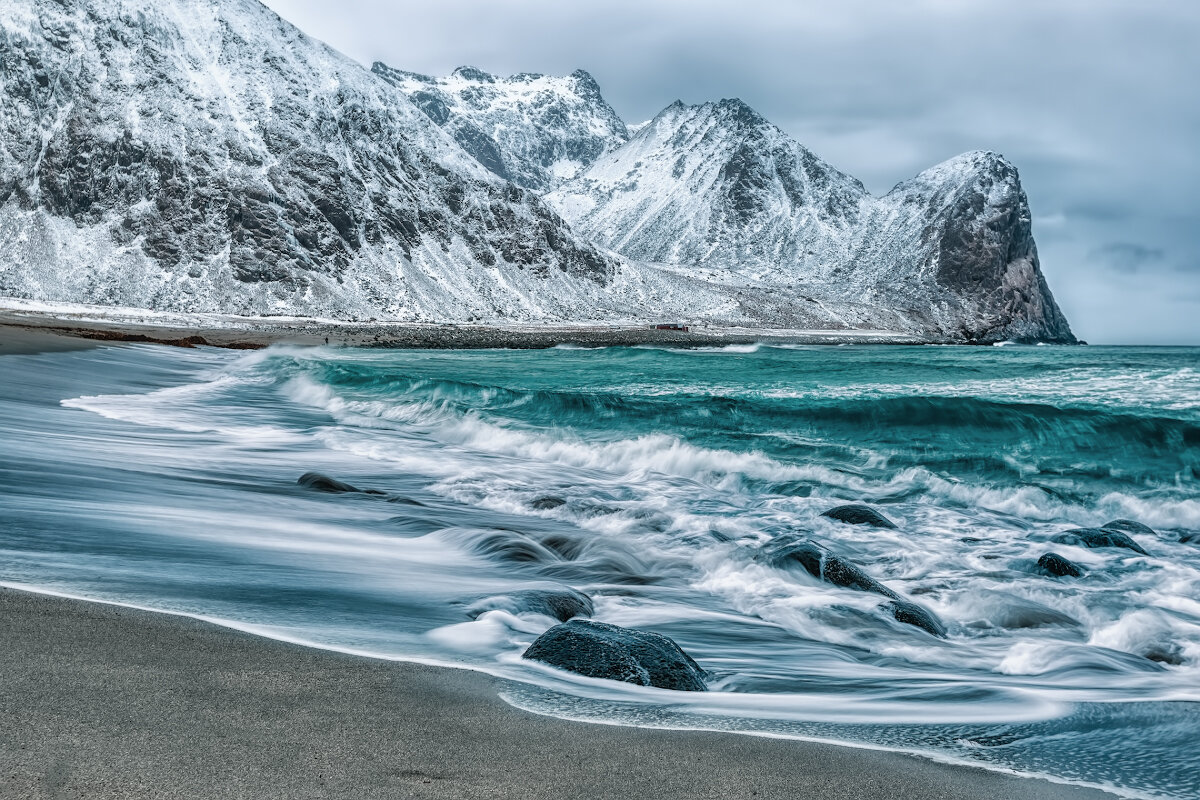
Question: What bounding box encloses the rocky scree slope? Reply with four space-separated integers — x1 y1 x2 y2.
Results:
373 64 628 192
545 100 1075 342
0 0 641 321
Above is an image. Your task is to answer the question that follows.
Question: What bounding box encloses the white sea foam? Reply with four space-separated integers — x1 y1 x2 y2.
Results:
23 342 1200 799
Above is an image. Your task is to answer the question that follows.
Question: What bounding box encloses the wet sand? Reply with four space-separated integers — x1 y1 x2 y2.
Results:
0 587 1117 800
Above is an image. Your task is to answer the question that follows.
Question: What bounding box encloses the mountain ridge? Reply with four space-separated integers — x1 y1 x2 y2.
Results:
0 0 1075 342
544 99 1074 342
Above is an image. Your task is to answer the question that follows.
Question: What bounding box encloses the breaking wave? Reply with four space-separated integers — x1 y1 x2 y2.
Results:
2 341 1198 798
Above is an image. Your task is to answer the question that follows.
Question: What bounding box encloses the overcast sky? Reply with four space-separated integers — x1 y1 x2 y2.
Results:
262 0 1198 345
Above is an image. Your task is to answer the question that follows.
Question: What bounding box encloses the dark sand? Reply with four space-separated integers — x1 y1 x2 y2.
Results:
0 306 930 352
0 325 100 356
0 587 1117 799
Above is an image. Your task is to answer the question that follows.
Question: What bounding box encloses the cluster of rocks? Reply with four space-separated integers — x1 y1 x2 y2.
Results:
1035 518 1157 579
300 472 1181 690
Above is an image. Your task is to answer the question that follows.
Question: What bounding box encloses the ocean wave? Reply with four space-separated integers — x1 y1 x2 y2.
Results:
16 342 1200 799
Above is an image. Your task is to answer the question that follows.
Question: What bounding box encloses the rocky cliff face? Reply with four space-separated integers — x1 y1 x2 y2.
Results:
0 0 620 321
862 152 1075 342
546 102 1075 342
373 64 628 191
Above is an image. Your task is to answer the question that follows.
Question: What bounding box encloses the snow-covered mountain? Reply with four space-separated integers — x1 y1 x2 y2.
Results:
546 100 1074 342
0 0 646 322
0 0 1075 341
373 64 628 191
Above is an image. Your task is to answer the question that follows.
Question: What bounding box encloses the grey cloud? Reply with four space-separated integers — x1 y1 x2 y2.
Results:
1088 243 1166 272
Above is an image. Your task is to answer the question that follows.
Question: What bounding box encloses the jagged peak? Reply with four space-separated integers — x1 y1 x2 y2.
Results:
569 68 604 99
371 62 433 83
451 65 494 83
887 150 1022 200
643 97 773 136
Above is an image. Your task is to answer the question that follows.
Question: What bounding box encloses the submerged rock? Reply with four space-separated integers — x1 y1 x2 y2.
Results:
1143 643 1185 666
885 600 947 637
298 472 389 496
522 620 707 691
531 496 567 511
468 587 594 622
765 538 899 599
1101 519 1156 536
1181 531 1199 544
298 472 361 494
469 529 562 564
821 505 898 529
991 600 1081 630
1051 527 1149 555
1037 552 1085 578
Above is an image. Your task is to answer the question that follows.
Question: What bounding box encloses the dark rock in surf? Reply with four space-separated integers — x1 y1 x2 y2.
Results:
298 471 391 497
765 538 899 599
990 600 1081 629
1051 527 1148 555
468 587 594 622
1100 519 1156 536
531 496 567 511
1181 531 1199 544
1037 552 1085 578
1143 643 1185 666
821 505 898 529
522 620 707 691
470 529 561 564
885 600 947 637
298 472 361 494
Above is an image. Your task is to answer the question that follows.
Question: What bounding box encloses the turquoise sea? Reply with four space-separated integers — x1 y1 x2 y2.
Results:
1 342 1197 798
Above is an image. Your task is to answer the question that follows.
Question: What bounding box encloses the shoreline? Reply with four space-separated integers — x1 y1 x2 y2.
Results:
0 585 1119 799
0 301 933 352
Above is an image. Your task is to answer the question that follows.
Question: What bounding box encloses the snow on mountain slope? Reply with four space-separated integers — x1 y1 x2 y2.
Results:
0 0 647 322
546 99 869 283
0 0 1075 340
547 101 1075 342
373 64 628 191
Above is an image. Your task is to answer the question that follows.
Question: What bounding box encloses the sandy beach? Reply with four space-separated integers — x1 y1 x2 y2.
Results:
0 301 931 352
0 587 1119 800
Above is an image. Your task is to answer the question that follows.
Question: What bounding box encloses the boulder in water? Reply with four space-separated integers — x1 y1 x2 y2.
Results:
1037 552 1085 578
885 600 947 637
1101 519 1156 536
1181 531 1199 544
468 587 594 622
821 504 898 529
469 529 561 564
298 472 361 493
1051 527 1148 555
531 496 567 511
990 600 1081 629
766 538 899 599
522 620 707 691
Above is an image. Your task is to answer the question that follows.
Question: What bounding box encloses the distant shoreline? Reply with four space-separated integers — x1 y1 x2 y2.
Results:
0 301 936 353
0 585 1119 799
